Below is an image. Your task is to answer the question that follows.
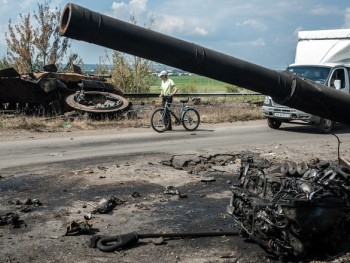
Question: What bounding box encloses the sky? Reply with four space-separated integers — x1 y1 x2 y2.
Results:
0 0 350 70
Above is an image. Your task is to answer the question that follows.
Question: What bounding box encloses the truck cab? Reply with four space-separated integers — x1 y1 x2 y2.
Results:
262 65 350 133
261 28 350 133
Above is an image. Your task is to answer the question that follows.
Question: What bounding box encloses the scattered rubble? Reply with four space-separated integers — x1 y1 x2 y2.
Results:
92 195 125 214
2 148 350 262
162 152 248 175
163 186 180 195
162 151 350 260
65 220 93 235
8 197 43 213
0 212 19 226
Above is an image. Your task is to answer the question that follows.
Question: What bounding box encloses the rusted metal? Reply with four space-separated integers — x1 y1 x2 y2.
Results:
59 3 350 126
0 65 130 116
65 91 129 113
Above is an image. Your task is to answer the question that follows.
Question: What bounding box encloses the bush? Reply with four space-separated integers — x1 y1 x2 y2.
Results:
181 78 198 93
225 85 240 93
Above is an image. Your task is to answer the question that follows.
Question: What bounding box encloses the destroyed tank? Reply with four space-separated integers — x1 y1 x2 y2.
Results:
59 3 350 126
0 63 130 117
59 3 350 260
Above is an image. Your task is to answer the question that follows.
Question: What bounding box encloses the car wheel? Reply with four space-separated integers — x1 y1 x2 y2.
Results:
317 118 334 133
267 118 282 129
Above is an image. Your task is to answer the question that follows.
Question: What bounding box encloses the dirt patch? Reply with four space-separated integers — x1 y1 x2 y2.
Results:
1 124 350 263
1 153 256 263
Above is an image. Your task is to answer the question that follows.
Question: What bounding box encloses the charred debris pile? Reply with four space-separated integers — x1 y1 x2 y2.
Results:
227 153 350 260
164 151 350 261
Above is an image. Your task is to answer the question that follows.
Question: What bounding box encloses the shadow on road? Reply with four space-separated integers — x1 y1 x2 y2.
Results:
276 123 350 135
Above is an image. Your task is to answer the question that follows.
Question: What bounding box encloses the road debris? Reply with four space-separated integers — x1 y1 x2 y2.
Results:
8 198 43 213
200 174 216 182
70 168 94 175
132 191 141 198
163 186 180 195
65 220 93 235
0 212 19 226
92 195 125 214
163 152 253 176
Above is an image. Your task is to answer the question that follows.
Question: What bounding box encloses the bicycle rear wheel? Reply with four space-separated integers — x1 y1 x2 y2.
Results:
182 108 200 131
151 108 170 132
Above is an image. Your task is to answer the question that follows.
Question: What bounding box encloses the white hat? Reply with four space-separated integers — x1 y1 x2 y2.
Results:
158 70 168 77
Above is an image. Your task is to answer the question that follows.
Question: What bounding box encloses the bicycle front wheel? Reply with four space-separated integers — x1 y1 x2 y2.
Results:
151 108 170 132
182 108 200 131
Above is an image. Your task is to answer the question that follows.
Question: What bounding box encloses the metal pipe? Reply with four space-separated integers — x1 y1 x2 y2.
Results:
60 3 350 125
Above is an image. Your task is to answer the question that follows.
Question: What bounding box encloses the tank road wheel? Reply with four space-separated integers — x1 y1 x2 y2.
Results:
65 91 129 117
267 118 282 129
317 118 334 133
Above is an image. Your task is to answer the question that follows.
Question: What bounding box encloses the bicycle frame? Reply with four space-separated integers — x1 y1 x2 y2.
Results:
151 96 200 132
162 96 195 123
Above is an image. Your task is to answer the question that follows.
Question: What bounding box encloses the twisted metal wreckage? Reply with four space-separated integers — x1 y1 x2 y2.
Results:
2 2 337 260
0 64 131 118
227 147 350 259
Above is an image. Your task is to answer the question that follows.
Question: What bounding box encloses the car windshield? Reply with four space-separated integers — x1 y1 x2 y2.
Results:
287 66 331 84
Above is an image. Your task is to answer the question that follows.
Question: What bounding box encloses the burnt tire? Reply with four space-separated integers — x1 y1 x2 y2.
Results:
317 118 334 133
267 118 282 129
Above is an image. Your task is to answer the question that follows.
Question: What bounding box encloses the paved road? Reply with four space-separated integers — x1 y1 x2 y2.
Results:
1 120 350 169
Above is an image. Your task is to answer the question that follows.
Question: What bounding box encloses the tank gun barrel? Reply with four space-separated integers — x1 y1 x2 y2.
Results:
60 3 350 126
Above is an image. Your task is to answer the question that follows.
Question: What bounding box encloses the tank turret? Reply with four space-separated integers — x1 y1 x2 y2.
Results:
60 3 350 126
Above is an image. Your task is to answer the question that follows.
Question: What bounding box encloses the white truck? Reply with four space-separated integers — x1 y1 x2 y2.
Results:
261 29 350 133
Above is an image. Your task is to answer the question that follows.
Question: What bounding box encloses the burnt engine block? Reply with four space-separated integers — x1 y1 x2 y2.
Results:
227 155 350 259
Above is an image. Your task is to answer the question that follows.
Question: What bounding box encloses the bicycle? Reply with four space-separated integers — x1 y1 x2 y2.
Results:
151 96 200 132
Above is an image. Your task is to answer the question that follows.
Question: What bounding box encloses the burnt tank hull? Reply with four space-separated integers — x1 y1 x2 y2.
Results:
60 3 350 126
0 66 130 116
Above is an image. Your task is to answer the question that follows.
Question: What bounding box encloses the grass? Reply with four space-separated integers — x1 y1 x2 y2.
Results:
150 75 245 93
0 75 264 132
0 99 264 132
197 101 263 123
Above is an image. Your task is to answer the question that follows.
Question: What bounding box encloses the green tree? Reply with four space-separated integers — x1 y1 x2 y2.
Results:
5 1 71 73
110 51 133 92
109 13 156 93
95 50 112 76
0 56 10 70
32 1 70 69
6 13 34 73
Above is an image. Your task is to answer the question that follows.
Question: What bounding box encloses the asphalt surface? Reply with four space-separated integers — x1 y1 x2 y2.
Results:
1 120 350 263
1 120 350 170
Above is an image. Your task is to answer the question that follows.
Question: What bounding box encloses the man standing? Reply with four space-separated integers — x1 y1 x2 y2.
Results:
158 70 178 130
159 70 178 99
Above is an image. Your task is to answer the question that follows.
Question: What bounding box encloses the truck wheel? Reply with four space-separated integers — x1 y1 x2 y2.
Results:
267 118 282 129
317 118 334 133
